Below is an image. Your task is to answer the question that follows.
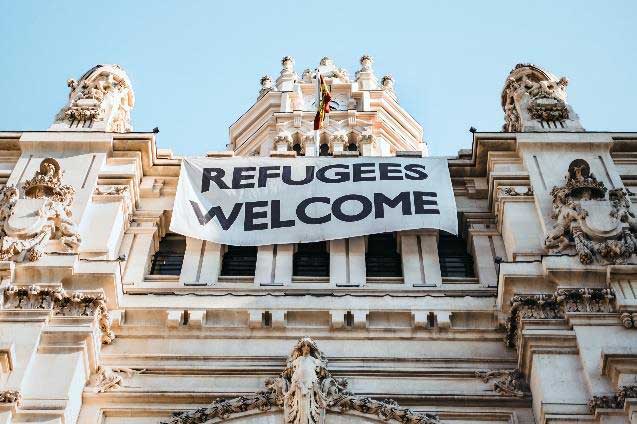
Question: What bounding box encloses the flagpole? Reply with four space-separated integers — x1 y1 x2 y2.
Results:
315 68 320 155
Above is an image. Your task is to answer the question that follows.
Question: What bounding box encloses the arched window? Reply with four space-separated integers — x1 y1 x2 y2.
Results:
292 143 304 156
366 233 402 277
220 245 258 276
438 232 475 278
319 143 331 156
347 142 358 152
293 242 329 277
150 233 186 276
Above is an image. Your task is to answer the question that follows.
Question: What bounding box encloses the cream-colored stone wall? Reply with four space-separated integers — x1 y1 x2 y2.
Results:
0 61 636 424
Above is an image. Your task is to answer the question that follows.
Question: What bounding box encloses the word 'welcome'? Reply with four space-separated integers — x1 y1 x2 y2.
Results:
190 191 438 231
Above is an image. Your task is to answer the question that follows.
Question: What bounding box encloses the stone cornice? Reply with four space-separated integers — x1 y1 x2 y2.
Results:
2 285 115 344
588 385 637 414
505 288 617 349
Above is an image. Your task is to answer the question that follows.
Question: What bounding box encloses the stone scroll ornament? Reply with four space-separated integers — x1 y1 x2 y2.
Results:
544 159 637 264
0 158 81 262
164 337 440 424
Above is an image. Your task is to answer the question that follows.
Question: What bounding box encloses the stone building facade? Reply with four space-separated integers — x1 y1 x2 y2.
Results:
0 57 636 424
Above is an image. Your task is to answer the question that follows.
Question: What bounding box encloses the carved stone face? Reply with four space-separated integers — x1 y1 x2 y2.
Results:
301 344 311 356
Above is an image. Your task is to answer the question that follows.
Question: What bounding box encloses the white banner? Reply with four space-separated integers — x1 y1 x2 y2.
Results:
170 157 457 246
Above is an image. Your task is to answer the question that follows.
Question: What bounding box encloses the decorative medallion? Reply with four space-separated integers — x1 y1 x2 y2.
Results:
0 158 81 262
544 159 637 264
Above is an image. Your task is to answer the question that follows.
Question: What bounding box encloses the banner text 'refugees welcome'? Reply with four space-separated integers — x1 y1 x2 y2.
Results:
192 162 438 231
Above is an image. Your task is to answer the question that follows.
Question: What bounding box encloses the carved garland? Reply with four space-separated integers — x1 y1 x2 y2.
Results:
505 288 616 348
475 369 530 398
0 390 22 406
498 186 534 197
164 337 439 424
3 285 115 344
589 385 637 414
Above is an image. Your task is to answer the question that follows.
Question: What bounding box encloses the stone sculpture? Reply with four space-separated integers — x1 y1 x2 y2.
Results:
52 64 135 132
164 337 439 423
501 64 582 132
544 159 637 264
0 158 81 262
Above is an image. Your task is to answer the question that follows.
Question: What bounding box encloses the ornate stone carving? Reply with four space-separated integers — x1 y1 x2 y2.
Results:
259 75 275 99
94 185 129 196
475 369 529 397
501 64 582 132
282 56 295 73
555 288 616 313
315 57 350 83
381 75 395 93
91 366 145 393
0 390 22 406
3 285 115 344
497 186 534 197
544 159 637 264
505 288 616 348
164 337 439 424
620 312 637 328
526 77 570 122
589 385 637 413
0 159 81 262
359 55 373 72
53 64 135 132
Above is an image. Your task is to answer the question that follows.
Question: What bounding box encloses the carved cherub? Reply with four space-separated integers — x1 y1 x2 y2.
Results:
609 188 637 232
544 186 586 252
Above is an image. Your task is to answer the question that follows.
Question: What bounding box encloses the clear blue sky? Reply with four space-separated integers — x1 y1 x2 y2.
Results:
1 1 635 156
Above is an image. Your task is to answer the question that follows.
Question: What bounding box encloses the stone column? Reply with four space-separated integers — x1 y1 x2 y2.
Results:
255 244 293 286
329 237 365 286
400 230 441 287
121 212 161 286
179 237 223 286
468 229 498 287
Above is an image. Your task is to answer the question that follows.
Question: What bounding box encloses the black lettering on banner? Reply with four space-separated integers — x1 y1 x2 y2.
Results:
232 167 256 189
297 197 331 224
202 168 229 192
258 166 281 188
271 199 295 229
190 200 243 230
373 191 412 218
332 194 373 222
244 201 269 231
316 164 350 183
412 191 439 214
378 163 403 180
352 163 376 182
404 164 428 180
282 166 315 185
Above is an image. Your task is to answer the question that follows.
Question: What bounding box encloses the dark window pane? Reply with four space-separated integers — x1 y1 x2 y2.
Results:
293 241 329 277
366 233 402 277
150 233 186 276
220 245 258 276
438 232 475 278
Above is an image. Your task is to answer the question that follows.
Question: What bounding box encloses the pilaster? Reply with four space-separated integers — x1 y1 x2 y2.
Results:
399 230 441 287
